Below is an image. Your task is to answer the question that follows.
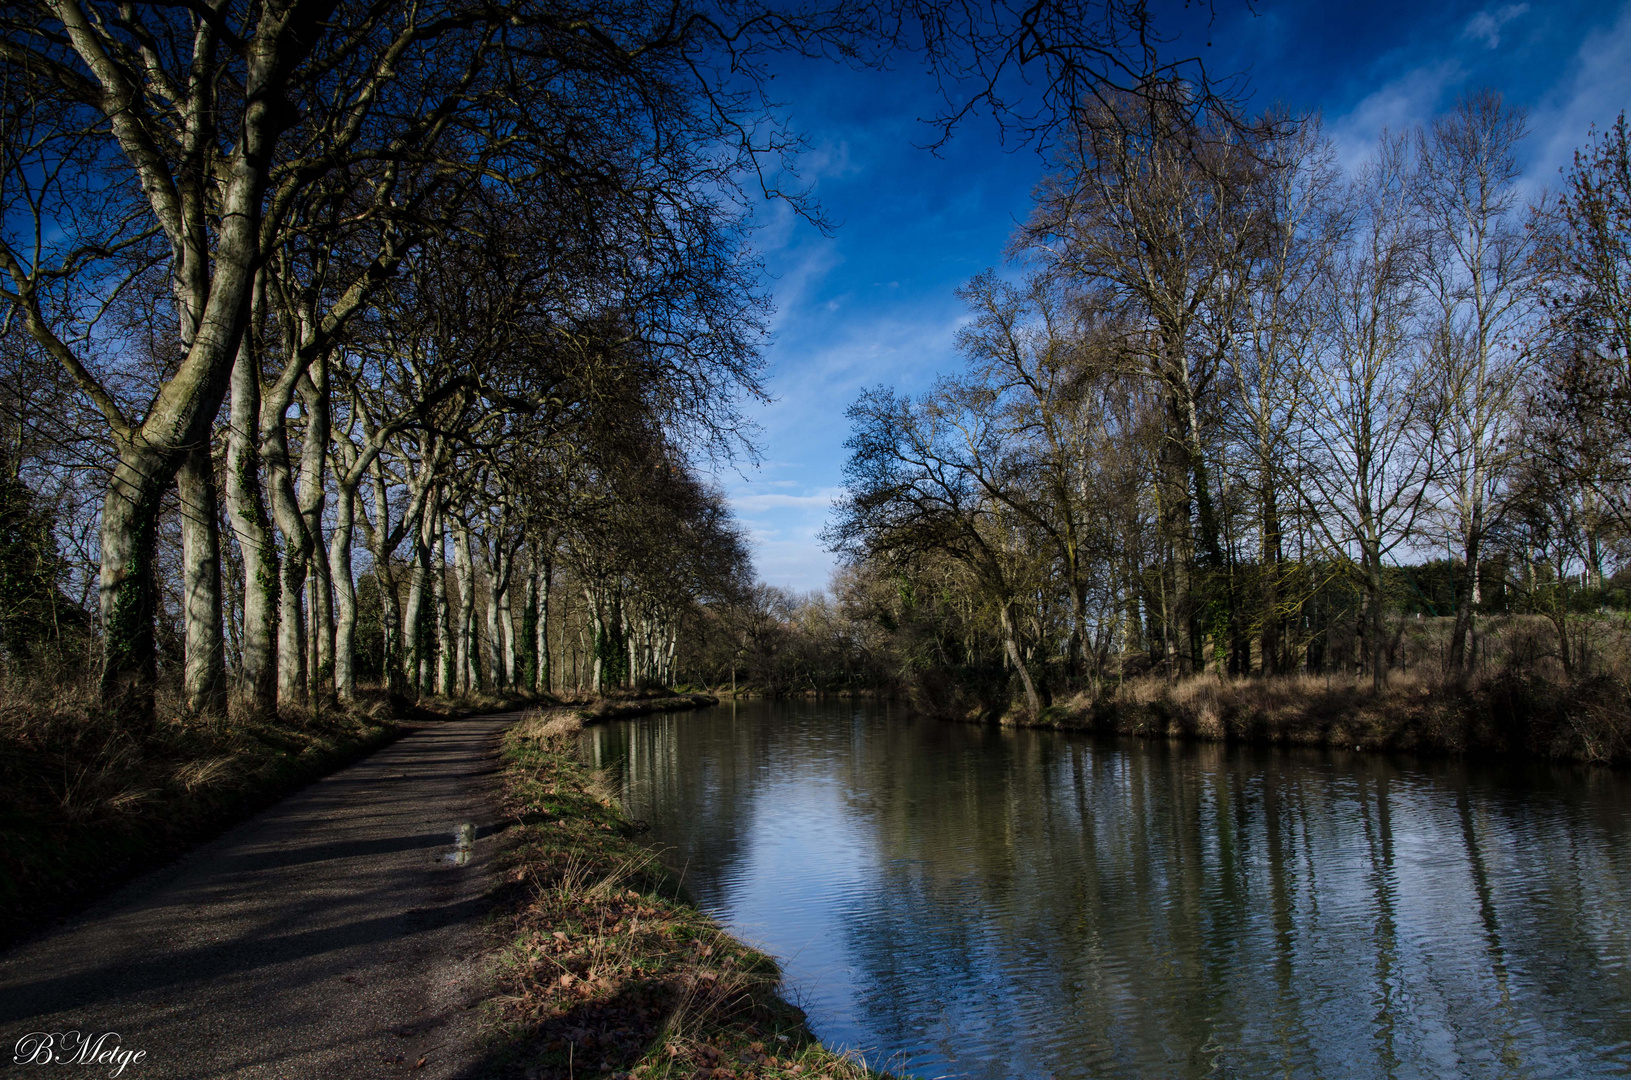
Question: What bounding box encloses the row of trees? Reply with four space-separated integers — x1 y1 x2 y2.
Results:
0 0 1224 722
0 0 817 721
830 90 1631 710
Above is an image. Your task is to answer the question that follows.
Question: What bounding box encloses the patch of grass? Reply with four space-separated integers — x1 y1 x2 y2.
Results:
476 707 887 1080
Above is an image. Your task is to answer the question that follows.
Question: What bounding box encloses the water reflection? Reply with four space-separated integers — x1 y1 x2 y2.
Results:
583 699 1631 1079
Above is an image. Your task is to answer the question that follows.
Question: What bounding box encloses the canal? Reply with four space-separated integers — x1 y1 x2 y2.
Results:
583 698 1631 1079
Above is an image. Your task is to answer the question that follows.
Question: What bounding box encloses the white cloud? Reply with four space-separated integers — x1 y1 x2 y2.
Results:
1462 3 1530 48
728 487 845 514
1328 60 1464 173
1528 1 1631 187
725 487 843 594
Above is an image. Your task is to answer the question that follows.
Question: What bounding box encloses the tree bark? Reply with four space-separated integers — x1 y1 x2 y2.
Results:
331 483 359 701
453 518 476 692
1260 487 1283 676
179 440 227 714
403 490 433 697
535 555 552 694
482 537 502 691
434 510 453 696
1366 544 1388 694
1000 603 1041 715
98 452 165 722
499 548 517 688
1448 503 1483 675
225 341 278 717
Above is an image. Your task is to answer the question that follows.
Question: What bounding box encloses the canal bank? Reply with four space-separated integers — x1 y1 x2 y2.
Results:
1007 670 1631 766
474 700 888 1080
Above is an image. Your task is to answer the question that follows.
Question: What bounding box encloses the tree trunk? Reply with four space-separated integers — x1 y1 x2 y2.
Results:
264 394 313 709
331 482 359 701
367 457 403 695
1367 546 1388 694
225 342 278 717
586 587 605 693
297 369 332 704
275 541 308 707
624 606 637 689
435 511 453 696
1160 365 1199 676
1000 603 1041 714
403 556 424 697
499 548 516 688
1260 487 1282 677
98 451 166 722
308 544 335 704
49 30 285 720
403 493 433 697
483 550 502 691
1448 503 1483 675
453 519 476 692
536 556 551 693
179 440 227 714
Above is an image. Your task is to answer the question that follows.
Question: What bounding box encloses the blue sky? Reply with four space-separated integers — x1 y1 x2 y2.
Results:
720 0 1631 595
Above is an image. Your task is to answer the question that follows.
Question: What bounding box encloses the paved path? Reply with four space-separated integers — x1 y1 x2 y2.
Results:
0 712 518 1079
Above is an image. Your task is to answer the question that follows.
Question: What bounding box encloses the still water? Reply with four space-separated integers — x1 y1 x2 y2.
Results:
581 699 1631 1079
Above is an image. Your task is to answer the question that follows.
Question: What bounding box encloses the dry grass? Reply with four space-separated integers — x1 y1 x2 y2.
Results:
478 708 886 1080
576 691 718 722
1030 622 1631 766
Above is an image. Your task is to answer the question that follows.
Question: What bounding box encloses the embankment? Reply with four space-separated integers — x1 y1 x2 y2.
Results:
1011 671 1631 766
475 700 886 1080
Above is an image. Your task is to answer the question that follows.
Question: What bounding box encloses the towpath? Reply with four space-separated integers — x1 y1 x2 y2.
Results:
0 711 517 1079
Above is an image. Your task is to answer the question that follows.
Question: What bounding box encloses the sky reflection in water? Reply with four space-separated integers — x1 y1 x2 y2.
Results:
582 700 1631 1079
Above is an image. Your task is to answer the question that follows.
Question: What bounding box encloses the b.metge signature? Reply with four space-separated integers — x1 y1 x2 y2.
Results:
12 1031 145 1077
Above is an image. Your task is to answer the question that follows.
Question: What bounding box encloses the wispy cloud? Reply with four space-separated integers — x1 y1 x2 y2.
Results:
1328 59 1464 171
1463 3 1530 48
726 484 846 592
729 487 845 514
1528 1 1631 185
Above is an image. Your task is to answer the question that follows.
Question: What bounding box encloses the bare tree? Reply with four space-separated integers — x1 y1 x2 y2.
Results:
1298 135 1438 692
1018 90 1267 673
1414 90 1538 673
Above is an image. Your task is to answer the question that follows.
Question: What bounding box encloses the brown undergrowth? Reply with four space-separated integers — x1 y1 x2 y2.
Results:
477 708 884 1080
0 672 542 947
1027 668 1631 765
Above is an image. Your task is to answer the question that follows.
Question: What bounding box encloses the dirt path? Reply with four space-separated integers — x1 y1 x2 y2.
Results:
0 711 520 1079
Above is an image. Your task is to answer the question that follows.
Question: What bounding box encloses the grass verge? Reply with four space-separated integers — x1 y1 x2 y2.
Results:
476 705 886 1080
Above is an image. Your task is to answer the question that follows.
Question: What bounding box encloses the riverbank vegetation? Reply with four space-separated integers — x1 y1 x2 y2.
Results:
479 707 884 1079
809 95 1631 760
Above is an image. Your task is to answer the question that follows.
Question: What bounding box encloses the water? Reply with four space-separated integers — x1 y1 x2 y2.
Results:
581 698 1631 1079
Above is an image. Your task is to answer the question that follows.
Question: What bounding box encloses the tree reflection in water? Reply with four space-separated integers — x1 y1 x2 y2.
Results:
583 700 1631 1080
